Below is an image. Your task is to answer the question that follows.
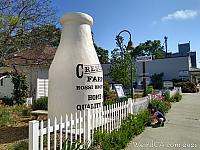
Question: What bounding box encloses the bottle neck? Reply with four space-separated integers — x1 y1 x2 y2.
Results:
59 23 93 51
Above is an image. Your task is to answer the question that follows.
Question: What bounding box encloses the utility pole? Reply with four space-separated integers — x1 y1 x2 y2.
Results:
142 61 147 97
164 36 168 54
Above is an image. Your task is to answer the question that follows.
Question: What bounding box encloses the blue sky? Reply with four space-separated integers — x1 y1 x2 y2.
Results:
51 0 200 67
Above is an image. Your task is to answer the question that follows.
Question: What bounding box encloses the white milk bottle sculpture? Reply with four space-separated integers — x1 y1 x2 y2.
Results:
48 12 103 121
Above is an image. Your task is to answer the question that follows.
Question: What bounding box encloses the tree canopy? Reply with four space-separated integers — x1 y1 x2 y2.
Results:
109 35 134 88
135 40 166 59
0 0 57 62
109 37 166 88
94 43 109 64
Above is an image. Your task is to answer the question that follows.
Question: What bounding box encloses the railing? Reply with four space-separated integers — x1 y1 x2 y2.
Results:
29 91 177 150
167 87 182 98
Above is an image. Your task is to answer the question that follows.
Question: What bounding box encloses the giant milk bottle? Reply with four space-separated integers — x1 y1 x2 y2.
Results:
48 12 103 121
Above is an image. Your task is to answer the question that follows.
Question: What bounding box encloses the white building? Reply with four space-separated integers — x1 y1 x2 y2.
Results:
3 46 56 99
136 56 191 85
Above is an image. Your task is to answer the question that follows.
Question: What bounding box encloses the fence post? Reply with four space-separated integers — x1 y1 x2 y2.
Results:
128 98 133 114
29 120 39 150
85 108 91 147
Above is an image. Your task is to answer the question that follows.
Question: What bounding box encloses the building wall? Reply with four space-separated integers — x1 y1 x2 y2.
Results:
136 56 190 84
15 65 49 100
0 77 14 98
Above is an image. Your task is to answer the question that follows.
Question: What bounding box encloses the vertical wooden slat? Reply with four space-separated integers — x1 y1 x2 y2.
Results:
75 112 78 142
83 109 86 144
79 111 82 143
91 108 95 142
101 106 103 133
119 102 122 128
117 102 120 130
95 107 98 129
106 105 109 132
65 114 68 150
122 101 124 120
54 117 57 150
103 106 106 131
109 105 111 133
70 113 73 147
29 120 39 150
40 120 44 150
126 101 128 117
112 104 115 130
114 103 116 130
60 116 63 150
47 119 50 150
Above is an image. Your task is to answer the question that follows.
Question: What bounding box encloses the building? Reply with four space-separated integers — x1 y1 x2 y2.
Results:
136 42 200 85
2 46 56 99
0 67 14 98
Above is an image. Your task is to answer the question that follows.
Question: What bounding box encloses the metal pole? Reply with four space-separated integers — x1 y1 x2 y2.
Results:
130 58 133 99
143 61 147 96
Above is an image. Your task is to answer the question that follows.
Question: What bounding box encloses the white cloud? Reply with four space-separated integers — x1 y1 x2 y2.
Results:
162 9 198 21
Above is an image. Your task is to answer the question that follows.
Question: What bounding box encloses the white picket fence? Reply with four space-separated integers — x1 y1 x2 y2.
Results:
168 87 182 98
29 95 151 150
29 87 183 150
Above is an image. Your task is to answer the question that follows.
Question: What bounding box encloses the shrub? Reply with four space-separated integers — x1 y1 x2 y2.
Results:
9 140 28 150
93 111 151 150
0 97 13 106
173 92 182 102
146 86 154 94
0 110 14 127
148 99 171 114
164 91 170 102
133 93 143 99
21 108 31 116
32 97 48 110
174 81 197 93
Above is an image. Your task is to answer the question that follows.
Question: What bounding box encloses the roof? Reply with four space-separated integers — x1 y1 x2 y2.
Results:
4 46 56 66
0 67 14 74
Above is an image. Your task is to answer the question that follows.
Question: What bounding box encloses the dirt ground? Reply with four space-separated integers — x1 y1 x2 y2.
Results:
0 115 35 150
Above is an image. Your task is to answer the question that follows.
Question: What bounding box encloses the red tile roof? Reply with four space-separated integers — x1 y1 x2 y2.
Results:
4 47 56 66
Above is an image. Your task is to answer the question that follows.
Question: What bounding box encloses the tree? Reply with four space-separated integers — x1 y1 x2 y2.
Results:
0 0 57 62
135 40 165 59
150 73 164 89
94 43 109 63
92 32 109 63
11 72 28 104
109 35 132 88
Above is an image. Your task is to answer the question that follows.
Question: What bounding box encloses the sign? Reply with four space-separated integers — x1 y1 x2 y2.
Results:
114 84 125 98
163 81 173 88
136 55 152 62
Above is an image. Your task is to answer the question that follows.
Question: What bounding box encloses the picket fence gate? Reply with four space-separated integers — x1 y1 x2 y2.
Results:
29 95 152 150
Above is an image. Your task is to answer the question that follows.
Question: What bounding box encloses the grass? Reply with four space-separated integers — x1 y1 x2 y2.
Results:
9 140 28 150
0 104 32 127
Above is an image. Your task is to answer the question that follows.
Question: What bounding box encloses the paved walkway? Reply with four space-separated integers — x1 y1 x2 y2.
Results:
125 93 200 150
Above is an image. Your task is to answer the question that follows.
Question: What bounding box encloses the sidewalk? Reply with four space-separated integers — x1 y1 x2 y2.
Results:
125 93 200 150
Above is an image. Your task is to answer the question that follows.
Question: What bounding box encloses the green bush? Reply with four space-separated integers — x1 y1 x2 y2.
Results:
0 109 14 127
32 97 48 110
21 108 31 116
9 140 28 150
173 92 182 102
93 111 151 150
174 81 197 93
133 93 143 99
148 99 171 114
146 86 154 94
0 97 13 106
164 91 170 102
